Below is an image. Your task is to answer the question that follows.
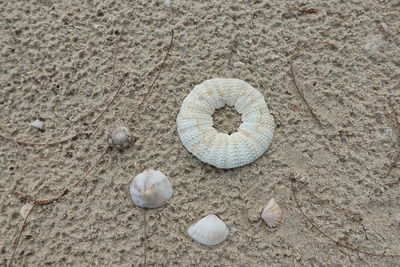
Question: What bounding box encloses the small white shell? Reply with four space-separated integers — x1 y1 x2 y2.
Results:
107 121 134 149
261 198 282 228
130 169 173 208
176 78 275 169
188 214 229 246
30 119 45 131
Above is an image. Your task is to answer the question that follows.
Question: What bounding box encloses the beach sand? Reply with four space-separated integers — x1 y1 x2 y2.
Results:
1 0 399 266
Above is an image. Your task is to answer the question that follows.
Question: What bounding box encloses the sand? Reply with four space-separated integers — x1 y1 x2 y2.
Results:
1 0 400 266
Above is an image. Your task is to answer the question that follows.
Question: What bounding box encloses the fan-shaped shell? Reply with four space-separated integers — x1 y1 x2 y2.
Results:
176 78 275 169
188 214 229 246
261 198 282 228
129 169 173 208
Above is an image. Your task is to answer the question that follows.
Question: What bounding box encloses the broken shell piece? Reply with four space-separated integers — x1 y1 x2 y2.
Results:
107 121 134 149
261 198 282 228
188 214 229 246
20 202 34 219
163 0 172 7
129 169 173 208
30 120 45 131
379 22 390 35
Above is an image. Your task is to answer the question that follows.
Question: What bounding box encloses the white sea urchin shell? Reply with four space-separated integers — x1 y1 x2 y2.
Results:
176 78 275 169
129 169 173 208
188 214 229 246
261 198 282 228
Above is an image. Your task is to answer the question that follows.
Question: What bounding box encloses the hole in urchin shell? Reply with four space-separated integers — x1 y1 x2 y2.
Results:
212 105 242 135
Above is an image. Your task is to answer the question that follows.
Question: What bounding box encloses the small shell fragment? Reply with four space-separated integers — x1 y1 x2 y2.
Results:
20 202 34 219
130 169 173 208
261 198 282 228
379 22 390 35
163 0 172 7
188 214 229 246
233 61 245 68
30 120 45 131
107 121 134 149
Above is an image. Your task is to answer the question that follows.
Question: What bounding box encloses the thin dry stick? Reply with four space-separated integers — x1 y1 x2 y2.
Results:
290 175 400 257
8 204 36 267
14 146 110 205
10 30 174 266
13 30 174 203
385 97 400 185
0 47 122 147
295 179 362 221
289 42 337 126
126 29 174 123
143 209 147 267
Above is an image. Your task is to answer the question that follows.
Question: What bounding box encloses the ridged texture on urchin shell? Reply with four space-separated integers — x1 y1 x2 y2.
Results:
188 214 229 246
129 170 173 208
261 198 282 228
176 78 275 169
107 121 134 149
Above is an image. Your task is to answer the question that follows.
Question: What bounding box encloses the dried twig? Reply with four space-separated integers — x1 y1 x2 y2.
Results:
8 204 36 267
143 209 147 266
0 47 123 147
299 8 318 14
9 30 175 266
14 147 110 205
290 174 400 257
294 179 362 221
289 42 336 126
11 31 175 204
385 97 400 185
127 29 174 123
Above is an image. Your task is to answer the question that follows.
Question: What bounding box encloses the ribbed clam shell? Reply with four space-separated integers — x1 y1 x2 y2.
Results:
188 214 229 246
261 198 282 228
129 170 173 208
176 78 275 169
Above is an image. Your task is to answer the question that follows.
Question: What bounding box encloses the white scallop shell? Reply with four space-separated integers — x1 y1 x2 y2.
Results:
261 198 282 228
108 121 134 149
129 169 173 208
176 78 275 169
188 214 229 246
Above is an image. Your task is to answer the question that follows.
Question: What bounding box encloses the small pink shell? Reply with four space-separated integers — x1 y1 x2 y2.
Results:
261 198 282 228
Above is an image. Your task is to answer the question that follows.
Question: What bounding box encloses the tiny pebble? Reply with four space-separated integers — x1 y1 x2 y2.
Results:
379 22 390 34
376 250 385 255
233 61 245 68
242 39 253 48
30 119 45 131
271 54 280 60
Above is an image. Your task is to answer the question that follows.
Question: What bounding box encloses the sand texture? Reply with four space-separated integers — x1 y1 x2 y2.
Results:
1 0 400 266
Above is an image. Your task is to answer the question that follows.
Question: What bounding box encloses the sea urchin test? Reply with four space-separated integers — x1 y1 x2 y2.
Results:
176 78 275 169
